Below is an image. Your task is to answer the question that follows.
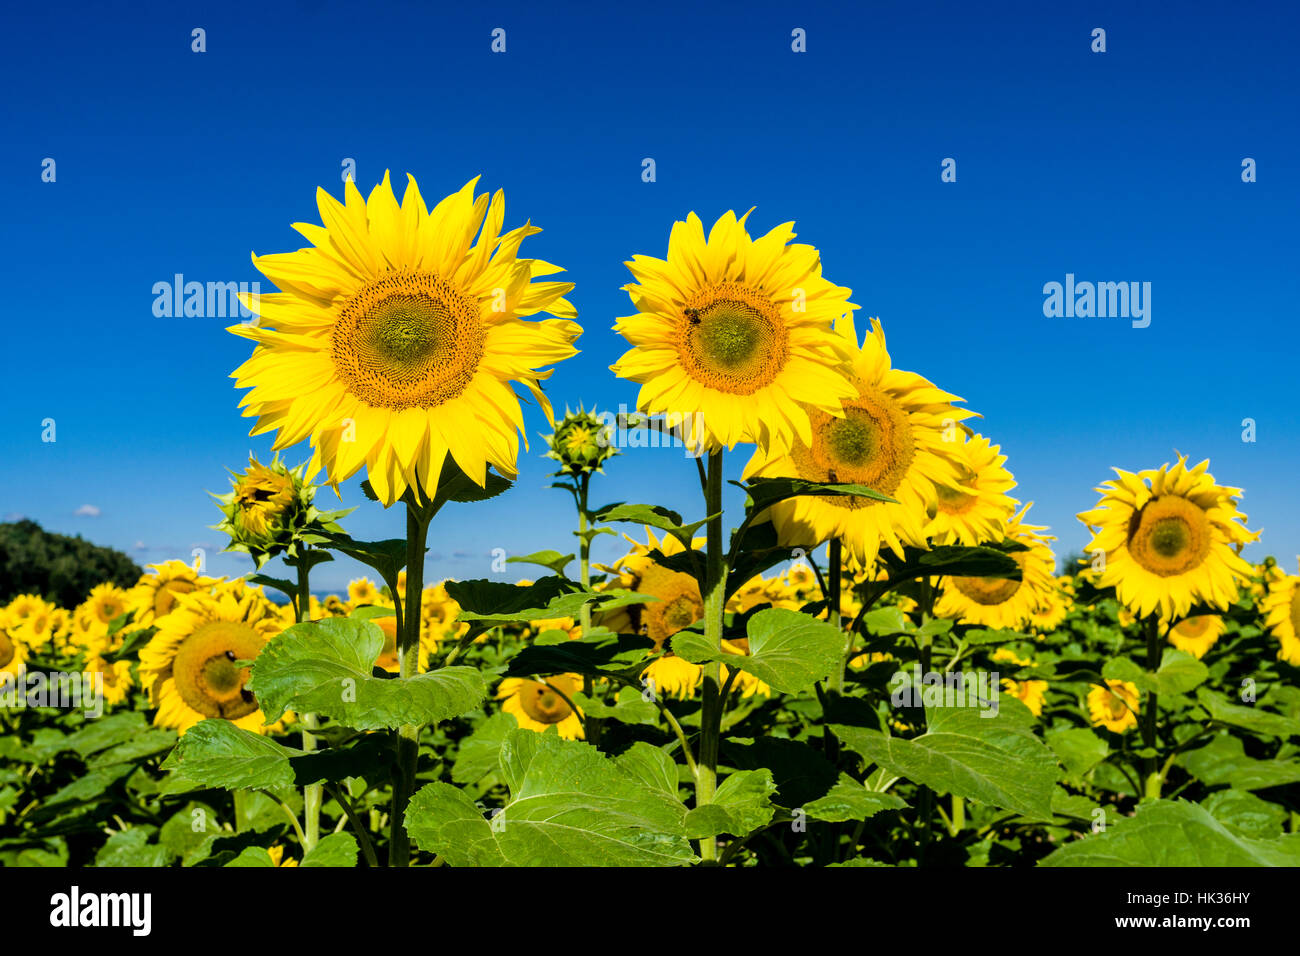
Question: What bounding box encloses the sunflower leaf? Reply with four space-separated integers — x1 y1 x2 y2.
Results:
733 477 895 515
832 705 1060 819
1196 687 1300 737
803 773 908 823
406 729 696 867
1039 799 1300 866
248 617 486 731
161 719 298 791
311 531 408 590
505 550 575 577
505 630 656 680
684 769 778 839
594 503 715 548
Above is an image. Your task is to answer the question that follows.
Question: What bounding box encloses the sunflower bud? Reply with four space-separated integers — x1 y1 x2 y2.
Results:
212 455 350 567
544 407 617 476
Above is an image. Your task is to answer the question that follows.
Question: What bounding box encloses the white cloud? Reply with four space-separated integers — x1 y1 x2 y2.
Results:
74 504 102 517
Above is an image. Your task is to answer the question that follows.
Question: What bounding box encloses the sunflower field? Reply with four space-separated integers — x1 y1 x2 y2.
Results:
3 178 1299 872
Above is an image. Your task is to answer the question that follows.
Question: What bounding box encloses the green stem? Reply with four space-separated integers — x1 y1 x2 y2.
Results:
697 450 728 863
1141 615 1160 799
576 472 603 748
826 538 847 693
324 782 380 868
294 555 321 853
389 503 431 866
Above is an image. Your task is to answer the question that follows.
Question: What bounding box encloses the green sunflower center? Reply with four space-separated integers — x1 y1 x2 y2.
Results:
662 595 700 632
953 553 1026 606
791 392 915 510
823 415 876 467
678 283 789 395
333 271 486 410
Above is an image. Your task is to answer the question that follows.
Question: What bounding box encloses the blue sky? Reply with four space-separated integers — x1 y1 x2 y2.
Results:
2 0 1297 594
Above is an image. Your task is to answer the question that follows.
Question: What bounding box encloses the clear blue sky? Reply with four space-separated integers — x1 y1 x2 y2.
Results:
3 0 1297 594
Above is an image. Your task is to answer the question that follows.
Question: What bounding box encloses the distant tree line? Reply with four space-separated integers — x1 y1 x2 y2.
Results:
0 520 142 607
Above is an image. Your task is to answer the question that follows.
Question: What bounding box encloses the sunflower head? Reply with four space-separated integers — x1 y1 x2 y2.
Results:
612 209 859 454
127 560 217 629
498 673 584 739
935 504 1057 631
1078 456 1258 621
544 406 618 476
139 589 284 735
744 315 974 565
212 454 349 567
228 174 581 507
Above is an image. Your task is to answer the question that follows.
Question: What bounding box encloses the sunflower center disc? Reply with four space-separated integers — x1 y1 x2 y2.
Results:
0 631 14 668
1176 615 1212 638
521 677 573 723
953 553 1026 606
173 621 262 720
1127 495 1211 577
793 394 915 510
333 271 485 410
679 284 788 395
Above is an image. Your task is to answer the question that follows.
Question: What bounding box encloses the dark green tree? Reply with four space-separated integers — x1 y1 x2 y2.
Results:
0 520 142 607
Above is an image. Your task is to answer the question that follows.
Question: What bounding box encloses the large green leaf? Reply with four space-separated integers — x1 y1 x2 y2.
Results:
594 503 714 549
673 608 845 695
1045 727 1110 779
161 720 297 791
1201 789 1289 840
1196 688 1300 737
833 705 1059 818
249 617 486 731
878 543 1024 583
1040 799 1300 866
406 730 696 867
803 774 907 823
300 832 359 867
735 477 894 514
684 770 777 839
1179 732 1300 791
506 550 575 577
505 629 655 680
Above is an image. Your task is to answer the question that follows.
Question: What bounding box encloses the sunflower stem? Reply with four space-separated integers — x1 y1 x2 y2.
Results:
390 503 430 866
1141 614 1161 800
294 553 321 853
576 471 603 748
826 538 846 692
697 449 728 863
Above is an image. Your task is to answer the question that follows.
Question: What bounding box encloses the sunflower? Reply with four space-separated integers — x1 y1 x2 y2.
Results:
991 648 1047 717
599 529 707 699
924 432 1018 546
1167 614 1225 659
1261 563 1300 665
127 560 217 629
497 673 584 739
934 504 1057 630
1027 586 1069 636
229 173 581 506
1087 679 1140 734
743 316 974 565
348 577 381 606
1077 456 1257 621
611 209 858 454
0 624 27 684
139 589 285 735
86 655 135 708
81 583 130 631
11 595 57 650
231 457 294 536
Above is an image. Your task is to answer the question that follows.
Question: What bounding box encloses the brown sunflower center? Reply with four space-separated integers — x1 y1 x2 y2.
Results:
1174 615 1213 638
1290 588 1300 636
952 553 1026 606
172 620 263 720
1127 495 1211 577
677 283 788 395
332 271 485 410
790 390 914 510
935 480 976 515
519 675 576 724
637 565 704 649
0 630 15 668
